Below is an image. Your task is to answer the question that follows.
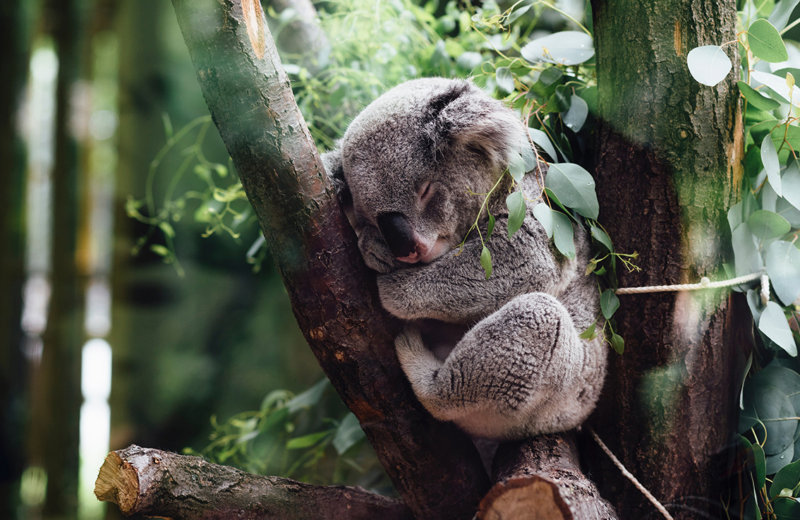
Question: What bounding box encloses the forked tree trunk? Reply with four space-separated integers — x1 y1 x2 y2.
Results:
170 1 489 518
588 1 747 517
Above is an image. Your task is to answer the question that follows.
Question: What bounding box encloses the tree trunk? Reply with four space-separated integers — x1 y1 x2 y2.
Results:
588 1 746 517
94 445 411 520
0 2 35 516
29 0 89 516
170 1 490 518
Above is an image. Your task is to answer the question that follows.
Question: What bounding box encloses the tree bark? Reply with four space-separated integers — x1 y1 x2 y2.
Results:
478 434 618 520
95 445 411 520
589 1 746 517
170 1 490 518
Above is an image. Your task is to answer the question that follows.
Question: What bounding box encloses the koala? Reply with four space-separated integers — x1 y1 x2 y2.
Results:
322 78 607 440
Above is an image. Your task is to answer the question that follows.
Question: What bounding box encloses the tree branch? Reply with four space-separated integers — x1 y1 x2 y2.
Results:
94 445 411 520
169 1 489 517
478 433 618 520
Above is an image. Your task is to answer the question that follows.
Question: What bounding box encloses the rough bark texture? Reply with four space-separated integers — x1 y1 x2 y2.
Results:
94 445 411 520
588 1 747 517
170 1 490 518
478 434 618 520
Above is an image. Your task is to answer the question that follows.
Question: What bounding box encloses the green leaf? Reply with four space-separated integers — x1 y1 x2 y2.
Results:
753 442 767 489
521 31 594 65
766 240 800 305
759 302 798 356
590 225 613 252
480 245 492 279
533 203 554 237
770 0 800 31
772 460 800 499
150 244 169 257
332 413 364 455
506 191 526 237
579 322 597 340
507 152 527 182
739 81 782 111
610 333 624 354
728 202 743 233
159 222 175 238
773 497 800 519
749 19 789 63
487 213 496 239
687 45 732 86
529 128 558 162
600 289 620 320
768 443 796 476
551 211 575 259
563 95 588 132
751 71 800 106
784 161 800 211
496 66 515 93
763 134 783 196
545 163 599 219
748 209 791 239
286 430 330 450
286 379 328 413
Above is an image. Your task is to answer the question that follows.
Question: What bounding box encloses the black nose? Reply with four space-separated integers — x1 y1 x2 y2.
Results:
377 212 415 258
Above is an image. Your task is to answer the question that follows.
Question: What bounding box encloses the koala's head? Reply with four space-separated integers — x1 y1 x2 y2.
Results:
324 78 527 273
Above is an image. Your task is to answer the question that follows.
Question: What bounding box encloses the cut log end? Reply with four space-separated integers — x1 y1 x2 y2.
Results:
477 476 571 520
94 451 139 514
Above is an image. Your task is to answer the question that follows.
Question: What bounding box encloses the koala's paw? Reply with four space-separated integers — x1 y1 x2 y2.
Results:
395 325 439 374
377 273 414 319
357 231 396 274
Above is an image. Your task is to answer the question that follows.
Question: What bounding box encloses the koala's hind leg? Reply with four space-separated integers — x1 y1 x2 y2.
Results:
395 292 605 440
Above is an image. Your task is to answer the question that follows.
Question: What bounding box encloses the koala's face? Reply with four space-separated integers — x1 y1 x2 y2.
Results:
338 78 525 273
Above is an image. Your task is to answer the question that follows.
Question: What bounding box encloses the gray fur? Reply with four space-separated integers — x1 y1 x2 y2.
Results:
323 78 606 440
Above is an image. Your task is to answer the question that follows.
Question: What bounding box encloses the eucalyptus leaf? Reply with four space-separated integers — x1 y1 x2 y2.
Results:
332 413 364 455
772 497 800 518
506 191 526 237
739 80 781 111
600 289 620 320
765 240 800 305
728 202 743 233
749 382 798 454
551 211 575 259
763 183 779 213
487 213 496 238
763 134 783 196
480 245 492 279
771 460 800 499
770 0 800 30
752 71 800 107
777 198 800 227
521 31 595 66
496 66 515 94
564 95 589 132
759 301 798 356
784 161 800 211
533 202 554 237
545 163 599 219
529 128 559 162
286 379 328 413
610 333 624 355
286 431 330 450
767 442 795 476
687 45 732 86
748 209 791 239
754 442 768 489
507 152 527 182
590 225 613 252
732 224 764 276
749 19 789 63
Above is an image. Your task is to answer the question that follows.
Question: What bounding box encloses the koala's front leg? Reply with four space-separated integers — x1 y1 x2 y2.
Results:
378 214 561 323
395 292 606 440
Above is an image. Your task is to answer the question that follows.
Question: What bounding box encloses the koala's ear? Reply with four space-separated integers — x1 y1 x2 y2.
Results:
423 82 527 170
321 146 352 209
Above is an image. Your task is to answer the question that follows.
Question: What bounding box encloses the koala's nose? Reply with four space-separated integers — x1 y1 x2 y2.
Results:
377 212 416 258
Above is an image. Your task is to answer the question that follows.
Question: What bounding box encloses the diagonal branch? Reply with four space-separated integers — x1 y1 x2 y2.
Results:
169 1 489 517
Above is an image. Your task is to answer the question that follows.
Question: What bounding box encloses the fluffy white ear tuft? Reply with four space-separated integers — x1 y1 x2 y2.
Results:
423 82 528 171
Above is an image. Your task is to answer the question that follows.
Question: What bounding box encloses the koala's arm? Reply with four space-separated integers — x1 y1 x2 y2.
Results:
378 213 564 323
